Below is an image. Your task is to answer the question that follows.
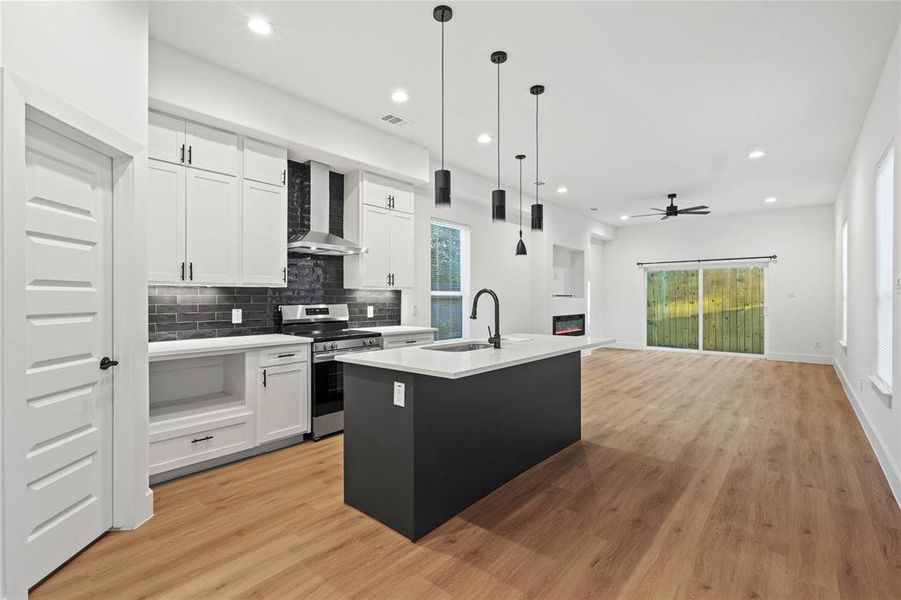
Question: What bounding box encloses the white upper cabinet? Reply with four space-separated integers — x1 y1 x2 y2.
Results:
242 180 287 285
359 205 392 287
244 137 287 187
185 122 240 176
149 112 186 165
147 160 187 282
147 111 287 287
186 170 241 284
389 211 415 288
344 171 416 289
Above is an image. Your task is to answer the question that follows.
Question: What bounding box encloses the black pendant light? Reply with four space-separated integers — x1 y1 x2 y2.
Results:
515 154 527 255
434 5 452 207
491 51 507 222
530 84 545 231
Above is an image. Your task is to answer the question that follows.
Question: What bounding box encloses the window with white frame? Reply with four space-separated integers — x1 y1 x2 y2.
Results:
841 220 848 346
875 146 894 390
430 220 470 341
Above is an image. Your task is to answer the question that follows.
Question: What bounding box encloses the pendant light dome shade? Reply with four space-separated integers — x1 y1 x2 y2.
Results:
515 154 527 256
434 5 453 207
491 50 507 222
530 84 545 231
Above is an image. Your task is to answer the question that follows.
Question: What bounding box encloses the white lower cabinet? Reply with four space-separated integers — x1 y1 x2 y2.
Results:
258 362 309 444
148 339 311 481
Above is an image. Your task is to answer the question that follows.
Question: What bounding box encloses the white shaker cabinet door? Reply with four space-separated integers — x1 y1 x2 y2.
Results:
147 160 187 283
359 204 392 287
149 112 186 165
185 170 241 284
185 121 240 176
389 211 415 288
258 363 310 444
244 137 287 187
389 184 414 214
242 180 287 286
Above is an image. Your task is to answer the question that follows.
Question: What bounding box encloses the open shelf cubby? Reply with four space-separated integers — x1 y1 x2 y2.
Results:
149 353 247 427
552 244 585 299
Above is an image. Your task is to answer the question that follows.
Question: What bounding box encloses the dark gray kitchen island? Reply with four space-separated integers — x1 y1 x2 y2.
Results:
336 334 612 540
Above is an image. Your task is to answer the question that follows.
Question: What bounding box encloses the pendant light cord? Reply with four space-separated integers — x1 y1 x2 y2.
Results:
535 91 539 205
519 158 523 237
441 20 445 171
497 62 501 189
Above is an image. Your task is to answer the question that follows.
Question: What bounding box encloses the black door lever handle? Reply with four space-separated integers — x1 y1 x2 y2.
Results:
99 357 119 370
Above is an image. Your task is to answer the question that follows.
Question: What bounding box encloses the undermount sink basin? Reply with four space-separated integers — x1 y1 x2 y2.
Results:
423 342 494 352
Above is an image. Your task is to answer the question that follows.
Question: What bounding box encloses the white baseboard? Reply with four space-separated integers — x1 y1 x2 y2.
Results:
606 341 644 350
767 352 832 365
834 360 901 510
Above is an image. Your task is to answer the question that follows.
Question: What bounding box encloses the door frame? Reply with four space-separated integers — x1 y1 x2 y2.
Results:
640 260 772 358
0 70 153 597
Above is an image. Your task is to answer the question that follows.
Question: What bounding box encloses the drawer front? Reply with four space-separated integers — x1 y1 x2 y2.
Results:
383 334 435 350
149 419 251 475
260 345 309 367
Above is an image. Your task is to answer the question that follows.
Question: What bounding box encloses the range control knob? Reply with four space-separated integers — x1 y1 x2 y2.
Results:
330 342 338 350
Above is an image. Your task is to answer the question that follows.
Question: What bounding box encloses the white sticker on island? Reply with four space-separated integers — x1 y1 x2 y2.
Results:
393 382 405 407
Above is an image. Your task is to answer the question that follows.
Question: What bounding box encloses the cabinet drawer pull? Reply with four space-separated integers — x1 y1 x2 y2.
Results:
191 435 213 444
277 353 295 358
405 340 418 344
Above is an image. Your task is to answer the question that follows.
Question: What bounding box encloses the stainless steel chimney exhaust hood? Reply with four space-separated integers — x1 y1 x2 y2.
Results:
287 161 367 256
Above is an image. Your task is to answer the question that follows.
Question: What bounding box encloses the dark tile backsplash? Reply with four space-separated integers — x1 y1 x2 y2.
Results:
148 161 401 342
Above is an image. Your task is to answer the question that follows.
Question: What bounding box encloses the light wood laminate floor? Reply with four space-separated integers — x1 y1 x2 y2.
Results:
32 349 901 599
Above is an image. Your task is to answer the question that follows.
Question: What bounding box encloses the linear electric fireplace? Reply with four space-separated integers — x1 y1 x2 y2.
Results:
553 313 585 336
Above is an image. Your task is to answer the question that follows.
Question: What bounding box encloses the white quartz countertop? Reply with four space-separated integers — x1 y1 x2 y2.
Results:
357 325 437 336
335 334 615 379
149 334 312 361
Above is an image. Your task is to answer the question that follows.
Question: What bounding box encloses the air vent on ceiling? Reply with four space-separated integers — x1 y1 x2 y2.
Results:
380 113 409 126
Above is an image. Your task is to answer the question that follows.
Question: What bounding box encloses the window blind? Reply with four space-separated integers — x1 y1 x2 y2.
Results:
875 146 894 388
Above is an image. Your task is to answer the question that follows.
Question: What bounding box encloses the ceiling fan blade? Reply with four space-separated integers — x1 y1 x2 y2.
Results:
629 213 659 218
650 207 665 212
681 210 710 215
678 205 708 212
660 215 669 220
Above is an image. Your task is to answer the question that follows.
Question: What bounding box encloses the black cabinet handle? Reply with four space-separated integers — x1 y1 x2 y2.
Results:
283 266 287 282
99 357 119 370
191 435 213 444
187 145 192 165
189 262 193 280
263 369 267 387
180 144 185 163
282 169 287 186
180 261 186 281
277 353 295 358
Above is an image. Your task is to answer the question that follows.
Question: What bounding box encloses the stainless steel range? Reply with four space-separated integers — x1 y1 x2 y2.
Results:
279 304 382 439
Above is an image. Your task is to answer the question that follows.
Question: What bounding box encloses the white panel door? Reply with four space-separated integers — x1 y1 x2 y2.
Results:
148 112 185 165
359 205 391 287
242 180 287 285
244 137 287 187
147 160 186 283
258 363 309 444
389 211 415 288
23 120 113 587
185 121 239 176
186 170 241 284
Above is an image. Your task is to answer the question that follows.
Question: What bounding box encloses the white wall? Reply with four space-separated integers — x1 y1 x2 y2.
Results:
1 2 152 597
149 41 430 184
601 205 835 362
833 26 901 505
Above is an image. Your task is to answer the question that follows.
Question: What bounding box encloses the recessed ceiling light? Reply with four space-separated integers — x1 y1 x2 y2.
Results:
748 149 765 159
765 196 777 203
477 133 493 144
557 186 568 194
248 18 273 35
589 207 599 212
620 215 629 220
391 89 409 103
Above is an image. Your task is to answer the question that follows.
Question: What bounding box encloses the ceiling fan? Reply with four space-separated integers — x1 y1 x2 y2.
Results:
630 193 710 220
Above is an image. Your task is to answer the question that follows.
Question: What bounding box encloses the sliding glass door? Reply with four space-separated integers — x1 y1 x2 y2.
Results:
702 267 765 354
646 266 765 355
646 270 700 349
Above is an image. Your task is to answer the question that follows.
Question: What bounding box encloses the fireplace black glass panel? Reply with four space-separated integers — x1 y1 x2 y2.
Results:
553 313 585 336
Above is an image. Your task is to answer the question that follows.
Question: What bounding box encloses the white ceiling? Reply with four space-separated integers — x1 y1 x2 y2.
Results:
149 1 900 226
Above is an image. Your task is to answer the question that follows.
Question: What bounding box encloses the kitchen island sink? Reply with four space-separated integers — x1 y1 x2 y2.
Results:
421 342 493 352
